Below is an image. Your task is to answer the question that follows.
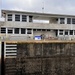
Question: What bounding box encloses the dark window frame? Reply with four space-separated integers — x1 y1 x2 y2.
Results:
1 27 6 33
37 29 41 31
22 15 27 22
29 16 33 22
47 29 50 31
60 18 65 24
21 28 26 34
15 14 20 21
7 14 12 21
14 28 19 34
70 30 73 35
67 18 71 24
8 28 13 34
27 29 32 34
59 30 63 35
72 18 75 24
65 30 68 35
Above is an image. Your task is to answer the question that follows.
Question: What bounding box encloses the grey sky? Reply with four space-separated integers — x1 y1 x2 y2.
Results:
1 0 75 15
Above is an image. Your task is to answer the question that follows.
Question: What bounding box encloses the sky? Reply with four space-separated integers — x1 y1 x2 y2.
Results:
1 0 75 16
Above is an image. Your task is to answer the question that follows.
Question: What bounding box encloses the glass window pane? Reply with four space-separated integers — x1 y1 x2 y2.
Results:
65 30 68 35
21 28 25 34
74 30 75 35
29 16 33 22
8 28 13 34
27 29 32 34
72 18 75 24
67 18 71 24
59 30 63 35
1 28 6 33
70 30 73 35
15 15 20 21
7 14 12 21
14 28 19 34
22 15 27 22
42 29 46 31
60 18 65 24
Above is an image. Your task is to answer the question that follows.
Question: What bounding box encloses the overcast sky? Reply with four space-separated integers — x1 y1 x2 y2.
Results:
1 0 75 16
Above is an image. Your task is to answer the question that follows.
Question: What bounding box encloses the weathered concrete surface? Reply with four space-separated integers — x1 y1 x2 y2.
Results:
5 43 75 75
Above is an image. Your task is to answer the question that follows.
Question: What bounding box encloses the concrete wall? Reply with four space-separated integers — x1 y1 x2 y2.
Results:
33 31 56 38
5 43 75 75
0 34 33 41
2 21 74 30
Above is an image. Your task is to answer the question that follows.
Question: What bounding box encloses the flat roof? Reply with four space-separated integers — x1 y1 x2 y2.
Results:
1 9 75 17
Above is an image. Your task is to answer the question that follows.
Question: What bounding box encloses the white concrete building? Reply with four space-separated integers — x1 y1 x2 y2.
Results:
0 9 75 41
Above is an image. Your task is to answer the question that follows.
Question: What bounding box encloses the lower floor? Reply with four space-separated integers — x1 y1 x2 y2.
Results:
0 27 75 40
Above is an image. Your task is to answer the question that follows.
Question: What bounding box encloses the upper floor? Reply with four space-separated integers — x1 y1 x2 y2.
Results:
1 10 75 25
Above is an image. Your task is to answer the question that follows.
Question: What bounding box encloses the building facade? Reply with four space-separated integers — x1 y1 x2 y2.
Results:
0 10 75 41
1 10 75 75
1 10 75 58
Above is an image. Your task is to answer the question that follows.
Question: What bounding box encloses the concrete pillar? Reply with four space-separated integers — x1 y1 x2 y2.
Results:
20 14 22 22
74 30 75 35
58 30 59 36
73 30 74 35
63 30 65 36
49 19 50 23
19 28 21 34
71 18 73 30
6 28 8 34
13 28 14 34
65 17 67 24
32 29 33 35
27 16 29 22
26 29 27 34
13 14 15 21
68 30 69 35
58 18 60 24
6 14 8 21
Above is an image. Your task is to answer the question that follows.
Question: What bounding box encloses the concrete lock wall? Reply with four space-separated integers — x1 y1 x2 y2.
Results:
4 42 75 75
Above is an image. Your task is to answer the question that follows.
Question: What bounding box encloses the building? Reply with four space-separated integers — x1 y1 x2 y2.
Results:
1 10 75 75
1 9 75 58
1 10 75 41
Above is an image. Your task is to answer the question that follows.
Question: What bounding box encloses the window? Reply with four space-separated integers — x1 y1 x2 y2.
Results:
59 30 63 35
8 28 13 34
33 29 37 31
65 30 68 35
15 15 20 21
7 14 12 21
1 28 6 33
72 18 75 24
67 18 71 24
14 28 19 34
27 29 32 34
47 29 50 31
21 28 26 34
22 15 27 22
37 29 41 31
74 30 75 35
29 16 33 22
42 29 46 31
60 18 65 24
70 30 73 35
